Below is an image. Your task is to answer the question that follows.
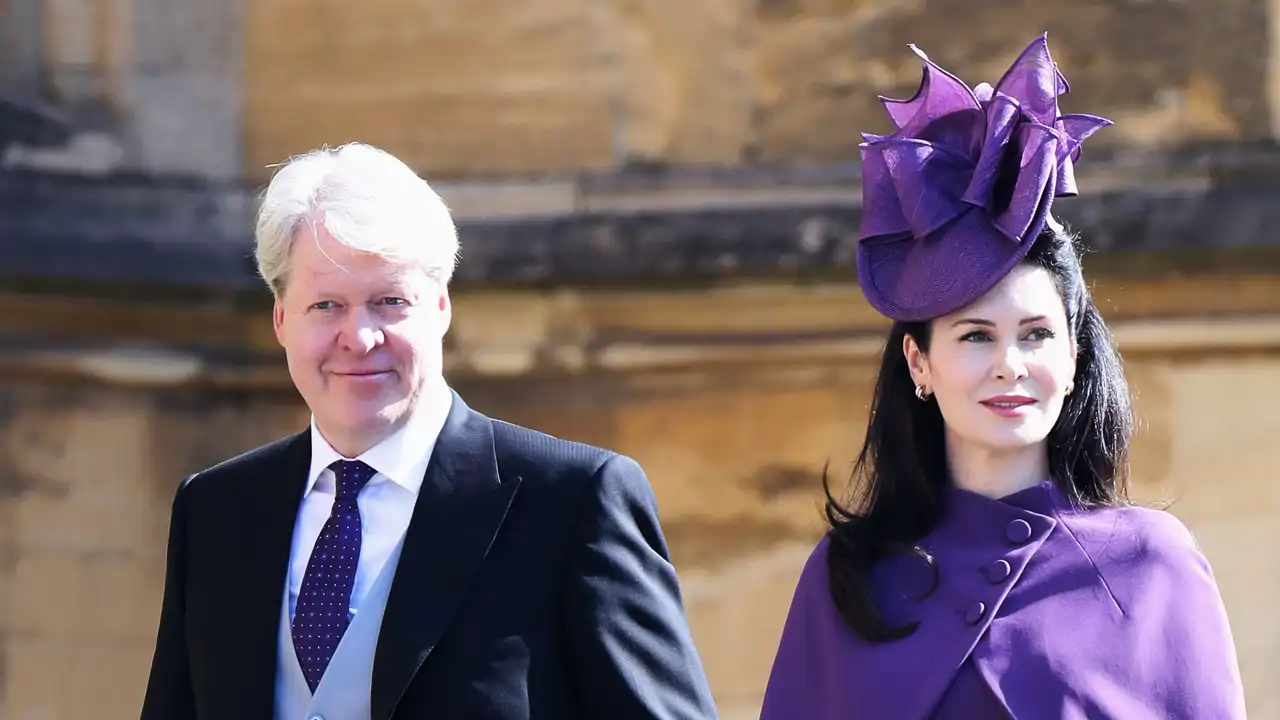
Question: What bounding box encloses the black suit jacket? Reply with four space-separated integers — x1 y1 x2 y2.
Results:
141 391 718 719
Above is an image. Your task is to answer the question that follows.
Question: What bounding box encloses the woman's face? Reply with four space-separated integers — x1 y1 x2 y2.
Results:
904 264 1078 454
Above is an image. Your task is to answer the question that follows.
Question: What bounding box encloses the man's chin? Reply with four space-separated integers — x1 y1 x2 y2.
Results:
356 401 411 424
323 395 409 426
314 405 409 452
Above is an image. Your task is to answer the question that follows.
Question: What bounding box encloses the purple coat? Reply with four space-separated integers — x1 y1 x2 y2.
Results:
761 481 1247 719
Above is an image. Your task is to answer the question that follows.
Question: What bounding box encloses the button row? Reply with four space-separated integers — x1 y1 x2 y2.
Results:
960 519 1035 626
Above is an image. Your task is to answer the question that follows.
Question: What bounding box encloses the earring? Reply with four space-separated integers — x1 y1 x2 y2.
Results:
915 385 930 401
1065 382 1075 396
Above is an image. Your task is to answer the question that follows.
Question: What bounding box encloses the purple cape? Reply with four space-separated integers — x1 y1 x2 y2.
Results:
761 481 1247 719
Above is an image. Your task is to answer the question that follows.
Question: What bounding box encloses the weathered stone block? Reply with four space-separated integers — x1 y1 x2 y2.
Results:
14 494 153 557
80 554 165 644
750 0 1270 162
6 549 90 639
611 0 754 164
64 641 158 719
0 637 72 718
243 0 617 179
244 0 1273 176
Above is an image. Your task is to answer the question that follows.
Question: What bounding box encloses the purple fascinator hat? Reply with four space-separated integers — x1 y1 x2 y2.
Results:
856 33 1111 322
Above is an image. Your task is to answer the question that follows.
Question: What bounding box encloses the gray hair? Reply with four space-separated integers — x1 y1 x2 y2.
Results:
253 142 459 296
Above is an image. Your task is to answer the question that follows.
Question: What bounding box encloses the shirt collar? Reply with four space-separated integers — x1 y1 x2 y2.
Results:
305 385 453 498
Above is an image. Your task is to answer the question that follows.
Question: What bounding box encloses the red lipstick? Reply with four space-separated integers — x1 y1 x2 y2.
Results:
980 394 1035 418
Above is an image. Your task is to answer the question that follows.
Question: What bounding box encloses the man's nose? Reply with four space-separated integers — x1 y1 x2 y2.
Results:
340 306 384 352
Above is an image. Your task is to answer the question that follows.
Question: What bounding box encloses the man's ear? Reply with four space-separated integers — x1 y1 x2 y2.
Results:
438 289 452 336
273 296 286 347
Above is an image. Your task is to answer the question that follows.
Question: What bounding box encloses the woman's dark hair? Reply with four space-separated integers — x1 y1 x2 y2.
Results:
823 224 1134 642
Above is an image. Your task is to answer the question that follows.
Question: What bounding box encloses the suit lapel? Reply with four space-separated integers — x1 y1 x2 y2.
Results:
371 393 521 720
232 431 311 718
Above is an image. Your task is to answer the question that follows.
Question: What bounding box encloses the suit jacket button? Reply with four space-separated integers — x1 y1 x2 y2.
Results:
964 601 986 625
1006 519 1033 544
308 715 324 720
985 559 1011 583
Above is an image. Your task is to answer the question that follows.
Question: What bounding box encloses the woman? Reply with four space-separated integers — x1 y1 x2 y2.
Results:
760 35 1248 719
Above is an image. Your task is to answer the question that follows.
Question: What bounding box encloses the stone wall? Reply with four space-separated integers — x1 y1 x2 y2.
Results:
1 276 1279 718
243 0 1273 179
10 0 1279 180
1 0 242 178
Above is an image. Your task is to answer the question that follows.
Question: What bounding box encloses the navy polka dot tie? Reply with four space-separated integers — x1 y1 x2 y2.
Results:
291 459 376 692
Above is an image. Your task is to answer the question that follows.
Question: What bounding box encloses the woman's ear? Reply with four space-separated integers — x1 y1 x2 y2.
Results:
903 332 931 390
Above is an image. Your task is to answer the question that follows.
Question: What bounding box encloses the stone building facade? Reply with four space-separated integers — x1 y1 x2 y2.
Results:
2 0 1280 717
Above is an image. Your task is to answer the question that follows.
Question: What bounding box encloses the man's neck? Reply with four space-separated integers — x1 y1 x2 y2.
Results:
320 424 398 460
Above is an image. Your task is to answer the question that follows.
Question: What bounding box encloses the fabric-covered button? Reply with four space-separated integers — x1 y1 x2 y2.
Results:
985 559 1011 583
1006 519 1033 544
964 601 986 625
308 715 325 720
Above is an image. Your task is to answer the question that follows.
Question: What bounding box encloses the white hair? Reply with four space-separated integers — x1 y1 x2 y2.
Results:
253 142 459 296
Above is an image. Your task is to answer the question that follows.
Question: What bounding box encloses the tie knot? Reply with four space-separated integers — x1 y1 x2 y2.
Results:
329 459 376 501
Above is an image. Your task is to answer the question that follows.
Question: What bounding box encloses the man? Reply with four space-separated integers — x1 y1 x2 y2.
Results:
140 143 718 719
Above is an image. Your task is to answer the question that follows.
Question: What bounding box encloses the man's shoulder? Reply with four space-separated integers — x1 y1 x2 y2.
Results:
488 417 620 479
182 430 306 493
486 416 661 521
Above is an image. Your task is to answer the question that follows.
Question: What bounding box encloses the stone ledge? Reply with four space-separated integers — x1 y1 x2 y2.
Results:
4 142 1280 291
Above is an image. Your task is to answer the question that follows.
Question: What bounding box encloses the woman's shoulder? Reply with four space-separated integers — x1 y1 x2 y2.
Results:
1059 502 1216 599
1065 501 1202 555
793 532 836 592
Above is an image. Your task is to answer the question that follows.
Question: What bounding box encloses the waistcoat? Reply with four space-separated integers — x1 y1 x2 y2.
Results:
274 536 407 720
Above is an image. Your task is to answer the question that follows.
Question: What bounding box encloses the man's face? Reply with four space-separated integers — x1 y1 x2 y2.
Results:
273 222 450 454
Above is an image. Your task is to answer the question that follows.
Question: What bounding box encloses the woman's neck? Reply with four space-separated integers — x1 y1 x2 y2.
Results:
945 434 1050 499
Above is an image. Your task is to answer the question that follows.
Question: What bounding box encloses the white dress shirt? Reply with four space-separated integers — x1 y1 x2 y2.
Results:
286 388 452 620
